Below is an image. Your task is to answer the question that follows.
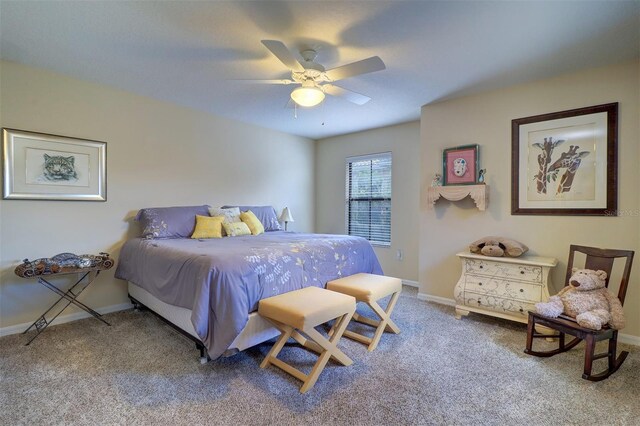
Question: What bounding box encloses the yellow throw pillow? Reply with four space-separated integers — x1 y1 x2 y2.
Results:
223 221 252 237
191 215 224 239
240 210 265 235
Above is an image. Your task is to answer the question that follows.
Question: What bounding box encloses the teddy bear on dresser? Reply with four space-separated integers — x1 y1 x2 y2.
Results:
535 268 626 330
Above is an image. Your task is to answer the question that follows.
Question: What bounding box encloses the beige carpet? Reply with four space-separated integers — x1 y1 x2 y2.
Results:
1 287 638 425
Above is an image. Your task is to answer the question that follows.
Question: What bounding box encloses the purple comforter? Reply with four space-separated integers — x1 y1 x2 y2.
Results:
115 232 383 359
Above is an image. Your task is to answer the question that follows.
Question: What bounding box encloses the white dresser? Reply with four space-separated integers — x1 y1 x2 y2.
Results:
454 252 557 324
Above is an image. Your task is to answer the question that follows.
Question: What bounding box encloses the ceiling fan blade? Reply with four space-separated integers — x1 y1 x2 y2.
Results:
261 40 305 72
323 84 371 105
231 79 295 85
324 56 386 82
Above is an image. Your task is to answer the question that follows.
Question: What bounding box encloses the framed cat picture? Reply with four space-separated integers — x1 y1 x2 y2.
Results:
2 128 106 201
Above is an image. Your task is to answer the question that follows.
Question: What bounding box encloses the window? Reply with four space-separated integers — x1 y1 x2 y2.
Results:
346 152 392 246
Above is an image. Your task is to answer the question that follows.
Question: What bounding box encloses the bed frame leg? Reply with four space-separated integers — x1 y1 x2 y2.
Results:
129 296 144 312
129 294 210 364
197 342 210 364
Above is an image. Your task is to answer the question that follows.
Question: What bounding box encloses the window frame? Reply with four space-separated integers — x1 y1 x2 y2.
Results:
345 152 392 247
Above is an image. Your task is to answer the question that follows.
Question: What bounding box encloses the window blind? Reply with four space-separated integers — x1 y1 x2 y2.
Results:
345 152 392 246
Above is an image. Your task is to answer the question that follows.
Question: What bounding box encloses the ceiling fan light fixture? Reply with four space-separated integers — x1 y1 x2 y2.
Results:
290 86 325 107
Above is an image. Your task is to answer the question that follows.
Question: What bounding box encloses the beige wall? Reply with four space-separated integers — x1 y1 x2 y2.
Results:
315 121 420 281
419 60 640 338
0 61 315 329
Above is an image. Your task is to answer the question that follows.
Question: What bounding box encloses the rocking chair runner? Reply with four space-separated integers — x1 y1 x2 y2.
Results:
525 245 634 381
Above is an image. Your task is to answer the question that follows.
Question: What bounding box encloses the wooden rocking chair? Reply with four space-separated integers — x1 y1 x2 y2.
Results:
525 245 634 381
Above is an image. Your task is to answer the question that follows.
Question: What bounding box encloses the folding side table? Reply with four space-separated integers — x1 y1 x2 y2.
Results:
14 252 114 345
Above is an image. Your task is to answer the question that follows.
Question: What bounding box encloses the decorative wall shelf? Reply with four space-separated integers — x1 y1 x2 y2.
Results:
427 184 489 211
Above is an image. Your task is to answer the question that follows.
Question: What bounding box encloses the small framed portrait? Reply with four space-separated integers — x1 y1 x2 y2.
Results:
442 144 479 185
3 128 106 201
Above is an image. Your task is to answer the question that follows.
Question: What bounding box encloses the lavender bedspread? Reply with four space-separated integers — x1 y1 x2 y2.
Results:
115 232 383 359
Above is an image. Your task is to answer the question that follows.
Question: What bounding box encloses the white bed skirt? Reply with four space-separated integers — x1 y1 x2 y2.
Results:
128 282 280 355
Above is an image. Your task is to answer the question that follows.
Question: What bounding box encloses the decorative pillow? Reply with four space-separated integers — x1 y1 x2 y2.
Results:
223 221 252 237
208 206 241 237
208 207 241 224
135 205 210 239
240 210 265 235
222 205 281 231
191 215 224 239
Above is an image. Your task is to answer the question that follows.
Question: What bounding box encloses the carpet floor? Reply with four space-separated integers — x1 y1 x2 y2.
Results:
1 286 638 425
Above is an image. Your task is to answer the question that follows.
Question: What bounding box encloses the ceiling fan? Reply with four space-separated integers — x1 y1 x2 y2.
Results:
240 40 386 108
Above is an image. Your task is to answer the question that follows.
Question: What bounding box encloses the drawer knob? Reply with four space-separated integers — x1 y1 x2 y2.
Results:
520 271 525 274
478 282 483 286
519 308 524 312
479 265 483 269
477 300 482 304
520 289 524 293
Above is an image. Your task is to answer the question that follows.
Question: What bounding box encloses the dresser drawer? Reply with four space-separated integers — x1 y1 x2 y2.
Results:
463 292 535 318
464 259 542 283
465 275 542 302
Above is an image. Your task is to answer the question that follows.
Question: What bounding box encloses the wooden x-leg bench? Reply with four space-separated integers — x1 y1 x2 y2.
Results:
327 273 402 351
258 286 356 393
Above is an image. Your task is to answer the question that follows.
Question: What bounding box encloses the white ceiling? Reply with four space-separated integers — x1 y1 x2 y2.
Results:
1 1 638 139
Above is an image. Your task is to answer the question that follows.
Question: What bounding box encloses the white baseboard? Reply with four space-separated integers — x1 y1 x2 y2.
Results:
619 333 640 346
416 292 639 346
4 294 639 347
401 279 419 288
417 293 456 307
0 302 133 337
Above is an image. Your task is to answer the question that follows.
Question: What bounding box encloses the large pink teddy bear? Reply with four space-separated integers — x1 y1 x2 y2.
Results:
535 268 626 330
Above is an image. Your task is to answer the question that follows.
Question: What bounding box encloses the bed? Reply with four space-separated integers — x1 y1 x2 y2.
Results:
115 228 383 361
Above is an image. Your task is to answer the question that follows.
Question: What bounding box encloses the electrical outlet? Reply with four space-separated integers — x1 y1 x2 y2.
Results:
396 249 403 261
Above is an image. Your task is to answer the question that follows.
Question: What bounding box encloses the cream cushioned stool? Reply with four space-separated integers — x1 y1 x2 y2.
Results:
327 273 402 351
258 286 356 393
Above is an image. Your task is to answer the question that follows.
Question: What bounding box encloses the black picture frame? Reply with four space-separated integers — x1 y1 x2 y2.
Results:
511 103 617 216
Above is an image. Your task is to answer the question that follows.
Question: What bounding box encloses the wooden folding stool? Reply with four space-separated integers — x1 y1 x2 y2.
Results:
258 286 356 393
327 273 402 351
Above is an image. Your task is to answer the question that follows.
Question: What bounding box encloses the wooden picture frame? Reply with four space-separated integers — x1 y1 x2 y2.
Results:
442 144 479 185
511 103 617 216
2 128 107 201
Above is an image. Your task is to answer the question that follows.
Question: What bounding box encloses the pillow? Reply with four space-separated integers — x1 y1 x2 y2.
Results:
208 206 241 237
191 215 224 239
222 205 281 231
208 207 241 224
135 205 210 239
240 210 265 235
223 221 252 237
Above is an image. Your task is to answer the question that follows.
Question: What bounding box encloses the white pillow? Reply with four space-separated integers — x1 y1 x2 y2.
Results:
209 207 241 236
209 206 241 224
